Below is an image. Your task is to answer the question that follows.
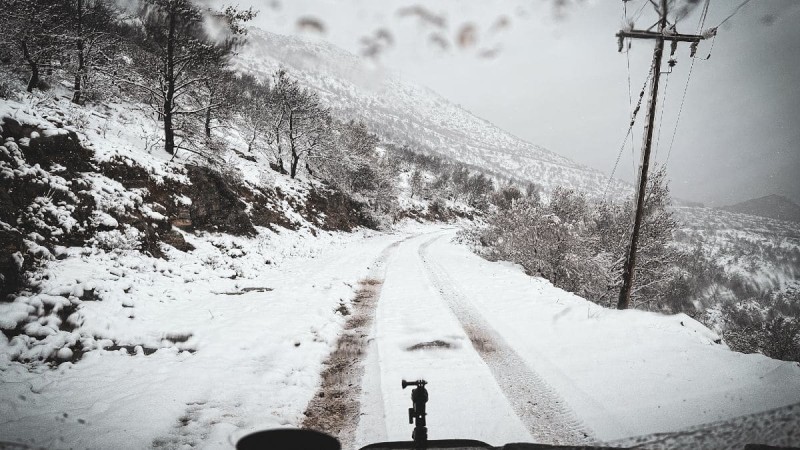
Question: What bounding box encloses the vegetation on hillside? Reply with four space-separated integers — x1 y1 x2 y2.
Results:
1 0 796 363
465 168 800 362
0 0 525 314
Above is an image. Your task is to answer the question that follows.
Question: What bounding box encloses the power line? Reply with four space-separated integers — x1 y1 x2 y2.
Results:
715 0 753 28
627 51 637 181
664 0 710 166
622 1 637 180
604 62 654 200
697 0 712 33
653 71 670 161
664 53 695 166
632 0 649 23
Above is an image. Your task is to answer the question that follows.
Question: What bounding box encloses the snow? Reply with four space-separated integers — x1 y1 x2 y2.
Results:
90 211 119 229
0 302 34 330
358 230 532 447
673 206 800 296
0 225 414 449
1 42 798 450
2 221 798 448
409 231 800 442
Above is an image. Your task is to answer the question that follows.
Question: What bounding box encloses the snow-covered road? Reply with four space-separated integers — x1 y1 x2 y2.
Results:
355 229 800 448
2 225 799 449
0 227 412 449
353 231 589 448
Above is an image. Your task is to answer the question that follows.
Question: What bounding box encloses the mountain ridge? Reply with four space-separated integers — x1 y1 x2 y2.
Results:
720 194 800 223
235 29 631 199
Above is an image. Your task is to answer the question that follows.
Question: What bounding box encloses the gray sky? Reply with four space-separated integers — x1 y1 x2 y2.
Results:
231 0 800 206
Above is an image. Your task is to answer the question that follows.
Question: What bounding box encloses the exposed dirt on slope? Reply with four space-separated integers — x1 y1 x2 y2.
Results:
305 186 378 232
0 118 98 298
102 158 377 238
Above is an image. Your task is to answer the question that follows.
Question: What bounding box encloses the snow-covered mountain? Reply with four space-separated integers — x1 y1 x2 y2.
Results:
721 194 800 223
235 30 630 199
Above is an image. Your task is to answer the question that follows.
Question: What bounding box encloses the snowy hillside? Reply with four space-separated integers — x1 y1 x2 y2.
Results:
234 30 631 199
673 206 800 296
0 89 385 366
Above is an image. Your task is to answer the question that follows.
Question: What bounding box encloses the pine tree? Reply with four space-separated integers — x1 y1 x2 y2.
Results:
120 0 253 154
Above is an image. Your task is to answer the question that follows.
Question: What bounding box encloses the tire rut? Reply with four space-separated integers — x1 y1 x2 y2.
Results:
301 238 405 450
418 233 594 446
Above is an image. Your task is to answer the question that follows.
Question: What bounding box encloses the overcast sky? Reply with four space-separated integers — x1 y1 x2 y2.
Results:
227 0 800 206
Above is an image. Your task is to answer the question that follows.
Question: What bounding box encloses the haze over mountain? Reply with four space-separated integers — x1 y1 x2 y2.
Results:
225 0 800 208
720 194 800 223
235 29 631 200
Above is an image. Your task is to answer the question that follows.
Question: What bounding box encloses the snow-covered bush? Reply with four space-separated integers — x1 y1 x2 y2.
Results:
491 185 524 211
468 188 612 301
718 289 800 362
467 169 683 310
91 225 142 252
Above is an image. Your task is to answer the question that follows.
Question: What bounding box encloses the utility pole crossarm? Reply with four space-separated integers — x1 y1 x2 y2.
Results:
616 30 705 43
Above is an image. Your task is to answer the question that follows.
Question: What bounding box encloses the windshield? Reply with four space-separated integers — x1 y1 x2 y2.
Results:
0 1 798 449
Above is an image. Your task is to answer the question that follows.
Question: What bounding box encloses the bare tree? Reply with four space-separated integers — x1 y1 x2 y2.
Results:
271 70 331 178
409 169 424 199
66 0 119 104
0 0 66 92
264 71 289 172
198 7 256 138
338 120 379 159
200 67 239 138
235 74 273 155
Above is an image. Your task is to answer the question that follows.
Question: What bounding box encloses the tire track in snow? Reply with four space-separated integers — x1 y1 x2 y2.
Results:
418 233 594 446
149 237 408 450
302 236 409 450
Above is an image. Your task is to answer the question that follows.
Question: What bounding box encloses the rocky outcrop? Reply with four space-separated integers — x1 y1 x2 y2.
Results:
184 165 257 236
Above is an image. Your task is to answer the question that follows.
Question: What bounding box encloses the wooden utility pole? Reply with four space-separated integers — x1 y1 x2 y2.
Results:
616 0 705 310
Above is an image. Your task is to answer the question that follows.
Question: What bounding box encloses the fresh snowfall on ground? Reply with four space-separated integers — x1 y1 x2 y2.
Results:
2 6 800 450
2 225 800 448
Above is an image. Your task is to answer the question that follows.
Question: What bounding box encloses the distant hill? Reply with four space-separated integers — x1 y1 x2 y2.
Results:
720 194 800 223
